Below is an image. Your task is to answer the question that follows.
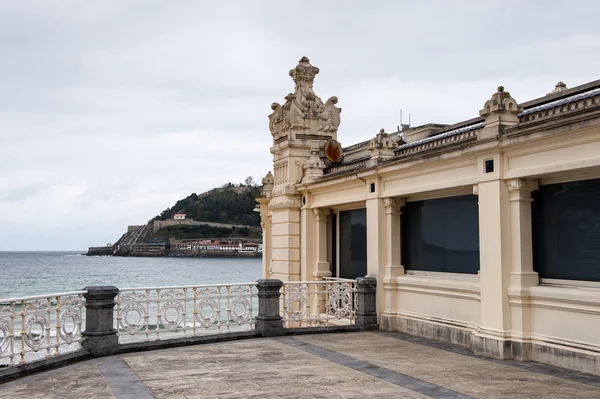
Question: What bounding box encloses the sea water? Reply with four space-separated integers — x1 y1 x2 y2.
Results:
0 251 262 300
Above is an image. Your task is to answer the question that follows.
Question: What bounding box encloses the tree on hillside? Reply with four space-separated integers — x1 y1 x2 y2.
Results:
244 176 254 187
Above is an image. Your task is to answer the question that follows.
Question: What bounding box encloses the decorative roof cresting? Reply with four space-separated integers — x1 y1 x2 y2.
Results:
268 57 341 141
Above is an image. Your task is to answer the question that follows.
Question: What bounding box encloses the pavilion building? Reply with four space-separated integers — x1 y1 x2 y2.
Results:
256 57 600 375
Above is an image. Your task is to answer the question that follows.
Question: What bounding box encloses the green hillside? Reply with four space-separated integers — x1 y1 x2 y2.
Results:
152 182 262 228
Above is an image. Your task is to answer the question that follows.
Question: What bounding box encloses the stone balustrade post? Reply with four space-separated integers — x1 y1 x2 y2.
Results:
356 277 378 331
82 286 119 357
255 279 284 337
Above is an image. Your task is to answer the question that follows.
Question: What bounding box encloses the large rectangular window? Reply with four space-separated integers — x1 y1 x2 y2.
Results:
402 195 480 274
532 178 600 281
339 209 367 279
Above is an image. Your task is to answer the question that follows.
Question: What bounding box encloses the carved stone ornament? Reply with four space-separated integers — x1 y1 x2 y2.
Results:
383 197 405 210
506 178 539 193
368 128 396 159
261 171 274 196
268 199 303 210
302 145 326 183
479 86 522 125
268 56 341 141
313 208 330 221
549 81 568 95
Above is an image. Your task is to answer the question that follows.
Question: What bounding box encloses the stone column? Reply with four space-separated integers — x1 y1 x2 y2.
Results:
299 198 315 282
381 198 404 331
507 178 539 360
257 197 272 279
474 181 512 359
356 277 378 331
366 197 386 316
313 208 331 279
82 286 119 357
255 279 284 337
310 208 331 315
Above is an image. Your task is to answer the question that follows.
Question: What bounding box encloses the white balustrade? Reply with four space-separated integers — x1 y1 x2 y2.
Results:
116 283 258 342
281 278 357 328
0 292 86 367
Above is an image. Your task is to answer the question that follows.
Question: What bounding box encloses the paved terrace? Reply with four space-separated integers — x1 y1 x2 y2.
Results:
2 332 600 399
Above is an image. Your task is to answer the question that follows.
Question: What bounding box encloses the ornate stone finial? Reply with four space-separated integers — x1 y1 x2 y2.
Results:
368 128 396 161
549 81 568 95
261 171 274 196
479 86 522 126
302 144 326 183
289 56 320 92
268 57 341 141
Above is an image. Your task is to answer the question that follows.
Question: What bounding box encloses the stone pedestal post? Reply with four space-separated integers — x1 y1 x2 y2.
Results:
82 286 119 357
255 279 284 337
356 277 378 331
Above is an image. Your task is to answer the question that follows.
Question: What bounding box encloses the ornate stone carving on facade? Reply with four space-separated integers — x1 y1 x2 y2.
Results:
312 208 329 221
268 199 303 210
368 129 396 162
506 178 539 198
383 197 405 211
549 81 568 95
479 86 522 126
261 171 274 197
302 145 326 183
268 57 341 141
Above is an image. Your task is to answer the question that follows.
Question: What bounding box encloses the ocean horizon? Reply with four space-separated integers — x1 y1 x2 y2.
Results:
0 251 262 300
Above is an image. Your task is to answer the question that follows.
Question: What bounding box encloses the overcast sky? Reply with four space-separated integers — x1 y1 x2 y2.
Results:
1 1 599 251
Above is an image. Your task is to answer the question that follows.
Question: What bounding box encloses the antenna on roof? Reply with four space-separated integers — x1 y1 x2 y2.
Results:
399 109 411 131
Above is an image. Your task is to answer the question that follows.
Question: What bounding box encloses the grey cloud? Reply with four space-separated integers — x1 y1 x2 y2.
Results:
1 0 599 250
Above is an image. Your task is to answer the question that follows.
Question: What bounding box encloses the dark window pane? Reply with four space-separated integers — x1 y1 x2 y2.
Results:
532 179 600 281
402 195 479 274
339 209 367 279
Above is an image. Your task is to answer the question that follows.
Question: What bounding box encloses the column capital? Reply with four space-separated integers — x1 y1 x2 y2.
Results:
312 208 330 221
383 197 405 212
506 178 538 201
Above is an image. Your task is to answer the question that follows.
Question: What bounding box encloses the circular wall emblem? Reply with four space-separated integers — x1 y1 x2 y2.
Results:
324 139 342 163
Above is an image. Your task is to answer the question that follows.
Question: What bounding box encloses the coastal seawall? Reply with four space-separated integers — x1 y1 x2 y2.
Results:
87 246 115 256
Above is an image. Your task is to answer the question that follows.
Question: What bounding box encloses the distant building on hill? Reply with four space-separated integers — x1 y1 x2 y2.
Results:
173 213 186 220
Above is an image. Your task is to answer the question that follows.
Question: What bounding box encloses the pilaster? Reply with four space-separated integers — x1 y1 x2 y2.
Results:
381 197 404 330
269 197 302 282
366 197 386 317
474 180 512 358
506 178 539 359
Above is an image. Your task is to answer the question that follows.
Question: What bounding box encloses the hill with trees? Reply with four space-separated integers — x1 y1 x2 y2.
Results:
150 177 262 240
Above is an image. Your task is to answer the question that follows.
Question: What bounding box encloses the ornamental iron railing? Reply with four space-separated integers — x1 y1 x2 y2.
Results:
281 278 357 328
0 292 86 367
116 283 258 342
0 278 376 374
